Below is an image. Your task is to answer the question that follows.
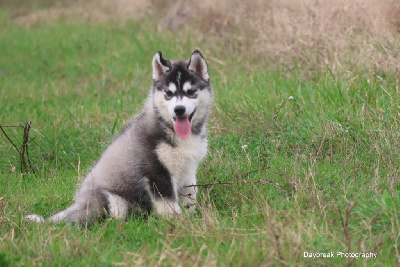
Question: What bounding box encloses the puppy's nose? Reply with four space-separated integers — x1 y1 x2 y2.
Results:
174 105 186 116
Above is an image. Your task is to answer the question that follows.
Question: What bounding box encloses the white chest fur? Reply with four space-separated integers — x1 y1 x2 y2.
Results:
155 135 207 186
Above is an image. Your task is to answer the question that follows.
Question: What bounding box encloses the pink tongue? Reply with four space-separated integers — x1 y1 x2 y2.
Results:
174 117 191 139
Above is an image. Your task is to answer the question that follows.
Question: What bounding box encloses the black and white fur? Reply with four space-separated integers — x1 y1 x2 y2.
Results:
26 50 212 223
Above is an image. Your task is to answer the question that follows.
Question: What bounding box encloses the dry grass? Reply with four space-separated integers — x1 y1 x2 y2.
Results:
157 0 400 75
7 0 151 25
7 0 400 74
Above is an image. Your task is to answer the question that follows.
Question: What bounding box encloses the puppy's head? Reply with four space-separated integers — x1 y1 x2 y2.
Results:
152 50 212 139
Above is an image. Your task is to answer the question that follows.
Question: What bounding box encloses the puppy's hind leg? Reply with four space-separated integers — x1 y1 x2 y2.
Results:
55 188 109 223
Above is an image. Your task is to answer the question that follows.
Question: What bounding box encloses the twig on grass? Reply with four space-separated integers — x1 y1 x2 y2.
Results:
184 165 275 189
0 121 37 177
24 141 58 174
21 122 33 176
185 179 274 188
0 124 21 153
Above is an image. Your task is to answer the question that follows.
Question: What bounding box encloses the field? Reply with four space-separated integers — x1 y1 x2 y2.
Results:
1 1 400 266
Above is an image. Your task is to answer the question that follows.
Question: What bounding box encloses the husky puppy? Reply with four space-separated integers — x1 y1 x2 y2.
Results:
27 50 212 223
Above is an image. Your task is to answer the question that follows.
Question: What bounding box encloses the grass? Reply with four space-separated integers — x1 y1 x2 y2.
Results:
1 5 400 266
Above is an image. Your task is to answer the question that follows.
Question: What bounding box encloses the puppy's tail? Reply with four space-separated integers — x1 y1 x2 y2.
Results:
25 214 45 222
25 206 74 223
25 189 110 223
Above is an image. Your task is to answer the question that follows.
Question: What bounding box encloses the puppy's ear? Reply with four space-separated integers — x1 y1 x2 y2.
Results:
187 50 209 81
152 51 171 81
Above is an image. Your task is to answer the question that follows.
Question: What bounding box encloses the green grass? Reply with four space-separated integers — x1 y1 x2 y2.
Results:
1 9 399 266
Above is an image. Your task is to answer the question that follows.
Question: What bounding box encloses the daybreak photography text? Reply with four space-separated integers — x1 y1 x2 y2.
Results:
303 252 378 259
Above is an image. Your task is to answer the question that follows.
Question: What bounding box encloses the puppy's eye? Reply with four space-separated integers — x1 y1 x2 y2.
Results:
187 89 196 96
165 91 173 97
